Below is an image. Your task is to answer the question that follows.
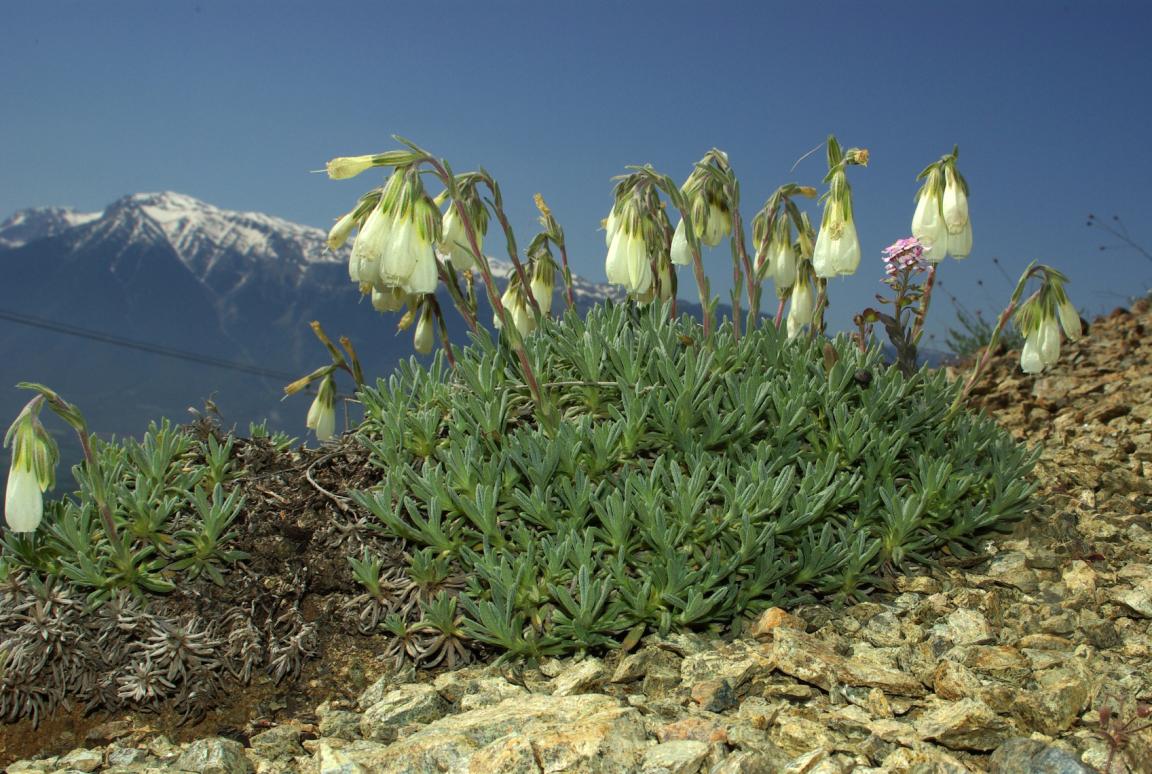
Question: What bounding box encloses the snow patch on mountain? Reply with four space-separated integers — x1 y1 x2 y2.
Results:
0 207 100 249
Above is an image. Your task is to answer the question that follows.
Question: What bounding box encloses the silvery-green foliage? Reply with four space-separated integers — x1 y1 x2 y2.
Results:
354 302 1039 659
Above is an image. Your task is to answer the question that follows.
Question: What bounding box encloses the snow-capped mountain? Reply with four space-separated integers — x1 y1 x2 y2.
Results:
0 192 621 446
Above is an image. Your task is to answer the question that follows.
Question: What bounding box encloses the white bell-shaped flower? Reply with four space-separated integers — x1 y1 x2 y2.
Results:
4 461 42 533
912 188 949 263
349 206 392 283
786 280 814 339
946 218 973 259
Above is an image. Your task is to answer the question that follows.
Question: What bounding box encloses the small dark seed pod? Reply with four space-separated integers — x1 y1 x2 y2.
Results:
853 369 873 387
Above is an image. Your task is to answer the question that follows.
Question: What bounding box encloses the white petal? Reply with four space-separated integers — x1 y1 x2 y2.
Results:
350 208 391 282
1058 299 1082 341
1039 317 1061 366
943 170 969 232
772 242 797 289
626 234 652 295
912 193 949 263
380 218 419 286
604 208 618 248
835 222 861 275
530 277 553 316
812 229 836 278
4 465 42 532
413 313 434 354
605 229 630 286
1020 331 1044 373
404 249 439 295
670 219 692 265
946 219 972 259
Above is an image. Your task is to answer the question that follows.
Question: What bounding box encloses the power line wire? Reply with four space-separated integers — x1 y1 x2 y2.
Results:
0 308 299 381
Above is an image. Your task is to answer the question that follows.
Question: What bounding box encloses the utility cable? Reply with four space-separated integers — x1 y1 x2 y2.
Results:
0 308 299 382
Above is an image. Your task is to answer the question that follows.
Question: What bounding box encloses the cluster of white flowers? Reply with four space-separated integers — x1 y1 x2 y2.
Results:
1020 285 1082 373
911 158 972 262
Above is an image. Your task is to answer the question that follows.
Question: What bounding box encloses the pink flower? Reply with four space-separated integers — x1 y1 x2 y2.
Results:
882 237 927 275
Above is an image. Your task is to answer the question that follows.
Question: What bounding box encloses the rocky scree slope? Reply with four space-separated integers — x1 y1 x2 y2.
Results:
2 300 1151 774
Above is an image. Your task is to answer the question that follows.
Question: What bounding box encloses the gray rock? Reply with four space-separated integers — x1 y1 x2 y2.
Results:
173 737 250 774
104 747 151 767
248 725 304 761
1011 672 1089 735
916 698 1016 751
55 750 103 773
941 609 996 646
383 693 646 773
1112 579 1152 618
711 749 794 773
989 737 1096 773
551 657 606 696
317 702 363 740
771 626 926 697
457 676 530 711
639 740 710 774
360 683 450 743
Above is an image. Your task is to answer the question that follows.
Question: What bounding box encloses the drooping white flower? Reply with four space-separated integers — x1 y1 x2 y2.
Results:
1038 315 1061 367
813 201 860 278
786 279 814 339
606 227 652 296
700 202 732 247
305 376 336 443
670 219 692 266
942 167 969 233
4 460 42 533
1020 327 1044 374
349 206 392 283
529 257 555 317
770 238 798 290
912 170 950 263
438 205 480 272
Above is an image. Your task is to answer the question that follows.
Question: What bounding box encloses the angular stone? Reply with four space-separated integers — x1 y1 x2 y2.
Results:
317 702 363 741
916 698 1015 752
750 607 807 639
711 749 793 774
56 750 103 773
680 640 773 691
989 737 1096 774
933 660 984 701
360 683 450 743
455 677 530 711
375 693 646 774
690 678 738 713
656 716 729 745
640 740 710 774
941 609 995 646
248 725 304 761
986 551 1040 593
1112 579 1152 617
1010 672 1088 735
552 657 606 697
315 741 377 773
173 737 249 774
771 626 926 696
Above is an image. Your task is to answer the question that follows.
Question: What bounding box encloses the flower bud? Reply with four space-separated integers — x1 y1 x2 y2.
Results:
349 206 392 283
305 376 337 442
670 219 692 266
326 155 377 180
327 211 358 251
413 304 435 354
1058 297 1082 342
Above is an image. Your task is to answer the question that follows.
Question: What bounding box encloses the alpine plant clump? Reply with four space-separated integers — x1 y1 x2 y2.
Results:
350 303 1039 660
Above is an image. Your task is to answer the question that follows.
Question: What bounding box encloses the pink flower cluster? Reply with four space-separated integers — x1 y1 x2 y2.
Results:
882 237 928 276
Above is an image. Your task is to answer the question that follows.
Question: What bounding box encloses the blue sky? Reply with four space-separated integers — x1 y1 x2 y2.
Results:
3 0 1152 346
